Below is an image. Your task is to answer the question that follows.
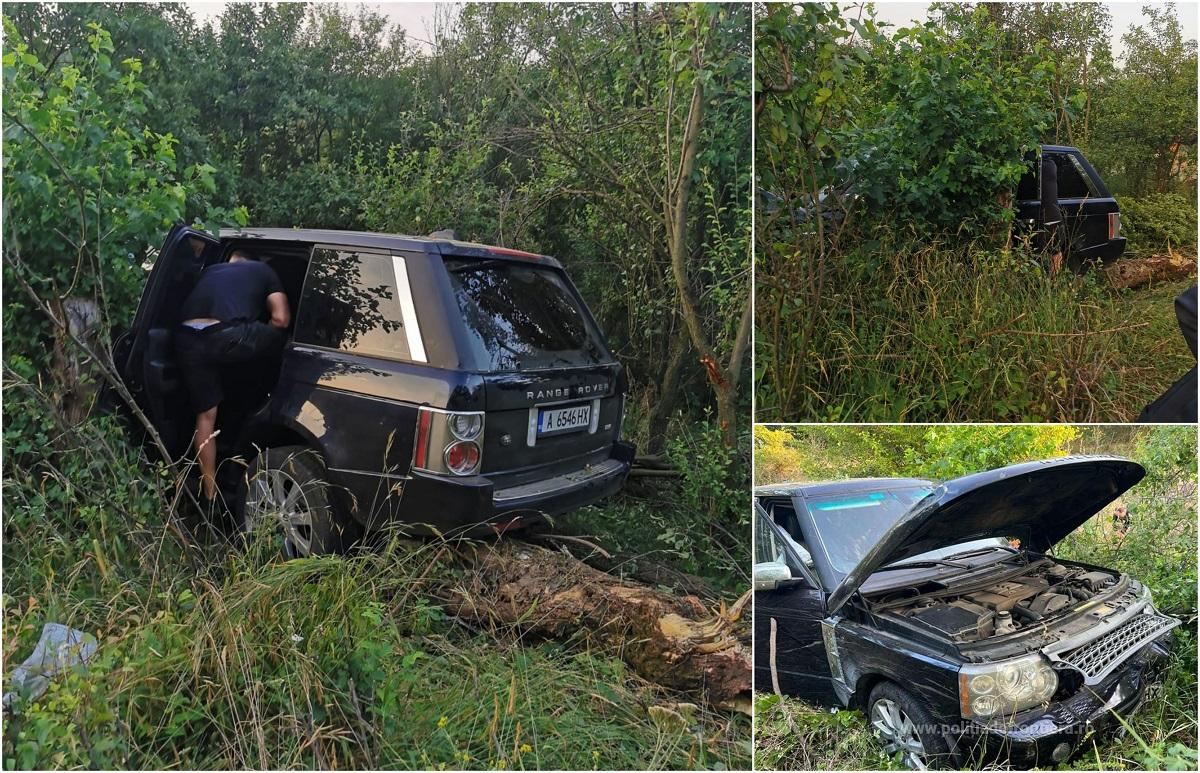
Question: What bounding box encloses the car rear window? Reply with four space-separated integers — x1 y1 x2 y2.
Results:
1047 152 1096 199
445 259 609 371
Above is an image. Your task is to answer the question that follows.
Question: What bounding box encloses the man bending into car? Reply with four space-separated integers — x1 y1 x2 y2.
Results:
176 248 290 511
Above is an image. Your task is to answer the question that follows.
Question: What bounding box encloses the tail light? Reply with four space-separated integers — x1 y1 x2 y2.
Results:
412 407 484 476
1108 212 1120 240
444 440 481 475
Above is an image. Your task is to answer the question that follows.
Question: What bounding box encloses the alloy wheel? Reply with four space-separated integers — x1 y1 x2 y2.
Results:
870 698 928 770
245 466 313 557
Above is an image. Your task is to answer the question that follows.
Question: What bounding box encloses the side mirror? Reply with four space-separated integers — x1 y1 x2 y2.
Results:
754 561 793 591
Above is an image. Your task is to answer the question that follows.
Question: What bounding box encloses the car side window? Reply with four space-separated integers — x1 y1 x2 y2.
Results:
294 248 412 360
768 501 816 569
755 508 819 590
755 510 785 565
1048 152 1095 199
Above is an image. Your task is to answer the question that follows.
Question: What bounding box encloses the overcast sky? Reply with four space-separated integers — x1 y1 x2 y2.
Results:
869 1 1198 61
187 2 449 50
186 1 1197 60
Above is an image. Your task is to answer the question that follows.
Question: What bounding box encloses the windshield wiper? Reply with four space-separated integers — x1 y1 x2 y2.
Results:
448 259 508 273
874 558 969 572
943 545 1018 560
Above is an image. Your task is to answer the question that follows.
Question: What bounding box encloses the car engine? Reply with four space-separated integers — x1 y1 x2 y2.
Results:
881 561 1119 643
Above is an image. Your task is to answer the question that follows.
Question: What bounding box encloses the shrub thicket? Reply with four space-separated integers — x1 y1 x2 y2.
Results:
1117 193 1199 256
755 2 1199 422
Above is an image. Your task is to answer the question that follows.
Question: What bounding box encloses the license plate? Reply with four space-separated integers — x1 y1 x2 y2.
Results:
537 403 591 436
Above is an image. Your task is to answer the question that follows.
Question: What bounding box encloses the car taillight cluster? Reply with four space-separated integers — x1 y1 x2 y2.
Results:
413 407 483 476
1108 212 1120 240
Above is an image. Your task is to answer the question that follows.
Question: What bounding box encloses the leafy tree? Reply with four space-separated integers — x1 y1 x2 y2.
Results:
2 18 239 372
934 1 1113 146
1088 4 1198 196
848 14 1053 232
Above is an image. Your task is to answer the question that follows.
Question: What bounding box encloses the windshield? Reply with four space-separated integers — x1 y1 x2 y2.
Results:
445 259 610 371
805 486 933 575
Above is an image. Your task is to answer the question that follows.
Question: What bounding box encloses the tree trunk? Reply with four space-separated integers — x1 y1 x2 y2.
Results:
441 540 751 712
646 331 690 452
50 296 103 425
664 15 750 448
1104 253 1197 290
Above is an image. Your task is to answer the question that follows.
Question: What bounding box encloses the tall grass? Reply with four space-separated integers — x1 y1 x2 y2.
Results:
1 389 750 770
756 233 1194 422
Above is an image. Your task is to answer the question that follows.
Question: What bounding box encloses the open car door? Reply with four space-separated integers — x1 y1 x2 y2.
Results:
123 224 220 458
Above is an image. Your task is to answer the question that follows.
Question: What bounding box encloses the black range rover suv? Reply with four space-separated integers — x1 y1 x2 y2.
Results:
1015 145 1126 269
120 226 634 554
753 457 1179 769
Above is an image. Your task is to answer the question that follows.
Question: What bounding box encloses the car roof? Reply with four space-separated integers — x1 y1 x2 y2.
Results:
754 477 934 498
1040 144 1080 153
217 227 559 266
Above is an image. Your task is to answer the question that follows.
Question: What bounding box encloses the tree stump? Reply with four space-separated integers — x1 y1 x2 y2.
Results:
1104 252 1197 290
441 541 751 712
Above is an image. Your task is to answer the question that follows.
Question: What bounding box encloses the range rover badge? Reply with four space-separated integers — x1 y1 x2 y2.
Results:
500 433 512 447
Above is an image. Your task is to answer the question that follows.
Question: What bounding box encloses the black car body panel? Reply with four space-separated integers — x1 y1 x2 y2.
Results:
121 226 633 535
754 457 1179 767
1016 145 1126 266
819 456 1146 613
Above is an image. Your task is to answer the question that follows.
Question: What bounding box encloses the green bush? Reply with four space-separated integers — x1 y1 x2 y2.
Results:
569 418 749 594
848 14 1053 234
1 19 243 362
1059 425 1198 617
753 424 1082 486
1116 193 1198 256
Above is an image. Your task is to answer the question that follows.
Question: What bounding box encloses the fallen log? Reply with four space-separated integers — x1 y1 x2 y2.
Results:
440 540 751 712
1104 252 1197 290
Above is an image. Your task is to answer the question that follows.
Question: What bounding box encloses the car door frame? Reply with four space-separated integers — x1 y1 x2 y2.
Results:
753 500 841 705
123 224 221 452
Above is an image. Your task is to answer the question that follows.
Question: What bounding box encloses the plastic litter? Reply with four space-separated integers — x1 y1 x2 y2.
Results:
2 623 98 710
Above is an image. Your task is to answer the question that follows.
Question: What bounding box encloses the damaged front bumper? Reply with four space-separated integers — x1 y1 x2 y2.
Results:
955 630 1175 767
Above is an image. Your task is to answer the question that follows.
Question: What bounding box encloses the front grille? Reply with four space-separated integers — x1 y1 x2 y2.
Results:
1057 613 1178 684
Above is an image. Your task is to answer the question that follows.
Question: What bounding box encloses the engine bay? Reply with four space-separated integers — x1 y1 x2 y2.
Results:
876 560 1120 643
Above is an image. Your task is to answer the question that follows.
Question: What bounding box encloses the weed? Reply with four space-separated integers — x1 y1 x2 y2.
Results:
2 399 750 770
757 233 1194 422
1117 194 1198 257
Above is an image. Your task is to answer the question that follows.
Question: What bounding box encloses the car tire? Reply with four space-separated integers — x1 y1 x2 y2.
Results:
241 445 361 557
867 681 957 770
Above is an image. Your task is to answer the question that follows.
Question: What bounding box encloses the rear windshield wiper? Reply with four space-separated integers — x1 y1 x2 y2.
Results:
448 259 508 273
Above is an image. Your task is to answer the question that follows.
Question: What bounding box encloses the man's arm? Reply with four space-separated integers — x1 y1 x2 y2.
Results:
266 291 291 329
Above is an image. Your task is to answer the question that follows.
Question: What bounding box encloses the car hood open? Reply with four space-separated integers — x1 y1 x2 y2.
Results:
825 456 1145 614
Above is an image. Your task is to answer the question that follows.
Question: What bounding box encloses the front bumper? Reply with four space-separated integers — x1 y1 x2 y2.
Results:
956 632 1174 767
343 441 634 535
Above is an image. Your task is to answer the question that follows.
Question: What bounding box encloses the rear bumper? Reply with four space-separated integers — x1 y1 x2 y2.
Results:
341 441 634 535
956 632 1173 767
1074 237 1126 264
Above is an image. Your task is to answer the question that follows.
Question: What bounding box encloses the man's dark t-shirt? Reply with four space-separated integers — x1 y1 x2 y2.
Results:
180 260 283 322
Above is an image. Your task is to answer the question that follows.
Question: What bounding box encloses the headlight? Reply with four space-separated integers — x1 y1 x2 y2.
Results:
959 654 1058 721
